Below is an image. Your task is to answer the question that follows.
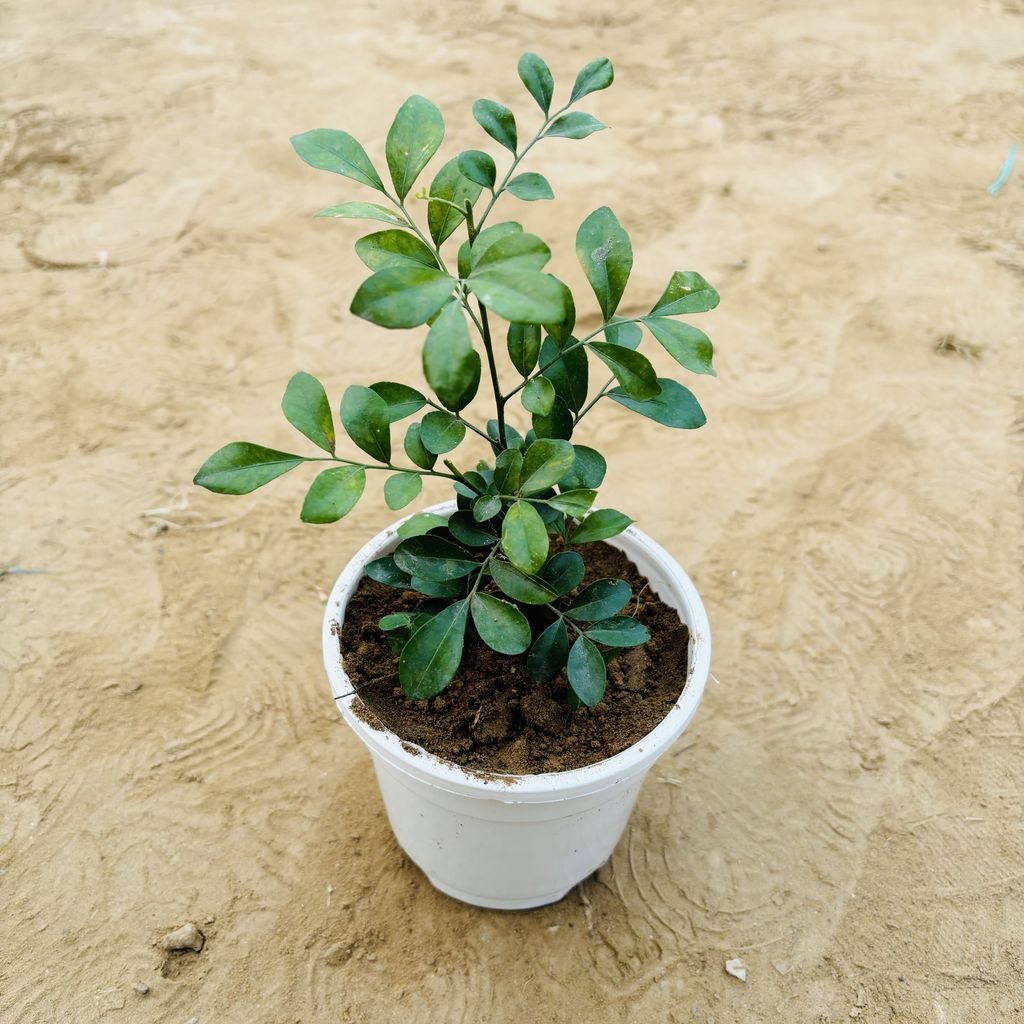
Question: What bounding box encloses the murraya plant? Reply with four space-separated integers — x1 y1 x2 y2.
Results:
194 53 719 710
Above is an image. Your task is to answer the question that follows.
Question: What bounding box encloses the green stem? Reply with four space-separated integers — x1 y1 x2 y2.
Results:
383 191 451 276
573 375 615 424
424 398 492 444
308 455 457 481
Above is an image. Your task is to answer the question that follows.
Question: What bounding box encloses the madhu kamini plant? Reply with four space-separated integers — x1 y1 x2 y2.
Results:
194 53 719 708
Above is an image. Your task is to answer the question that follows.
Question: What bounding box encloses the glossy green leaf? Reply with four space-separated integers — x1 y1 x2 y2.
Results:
314 201 405 225
470 232 551 275
539 336 588 413
518 52 554 115
544 488 596 518
576 206 632 320
545 284 576 348
588 341 660 399
282 371 335 453
531 396 574 440
571 509 633 545
427 156 484 244
403 422 436 470
467 270 566 325
604 320 643 349
527 619 569 682
394 535 479 582
488 419 526 451
465 221 523 272
506 172 554 201
521 376 555 415
490 558 558 605
448 510 498 546
493 448 523 493
350 266 455 329
539 550 585 596
472 98 517 153
370 382 427 422
507 323 541 376
519 438 577 495
365 555 413 588
290 129 384 190
422 302 481 412
456 149 496 190
419 410 466 455
643 318 716 376
470 593 531 655
585 616 650 647
379 612 415 631
567 577 632 621
355 229 438 271
651 271 720 316
567 635 606 706
501 499 549 574
545 112 607 140
609 377 706 428
473 494 502 522
411 576 465 599
558 445 606 489
386 95 445 200
340 385 391 462
384 472 422 510
194 442 303 495
397 511 449 539
399 599 469 699
570 57 614 102
300 465 366 523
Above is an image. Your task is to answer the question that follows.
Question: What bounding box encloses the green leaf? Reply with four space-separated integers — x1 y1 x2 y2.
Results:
448 510 497 546
422 302 481 412
558 445 606 489
609 378 706 428
567 635 606 706
506 172 554 201
473 494 502 522
399 599 469 699
571 508 633 545
350 266 455 329
651 271 720 316
518 52 554 115
490 559 558 605
576 206 632 320
355 229 438 271
300 465 366 523
540 336 589 413
290 129 384 190
427 156 484 245
281 371 335 454
470 593 531 655
585 616 650 647
386 95 445 200
544 488 596 517
545 112 607 140
501 499 549 574
403 422 437 470
643 318 716 376
470 232 551 275
466 221 523 272
397 511 449 539
379 612 415 631
487 419 525 451
521 376 555 415
507 323 541 376
568 578 632 621
411 577 466 599
340 385 391 462
588 341 660 399
493 448 523 493
420 411 466 454
539 550 585 596
194 442 304 495
532 396 574 441
545 283 576 348
314 201 405 225
365 555 413 587
456 149 496 190
384 472 422 510
570 57 614 102
394 535 479 581
370 382 428 422
519 438 577 495
467 270 566 324
472 98 517 154
604 321 643 349
527 619 569 682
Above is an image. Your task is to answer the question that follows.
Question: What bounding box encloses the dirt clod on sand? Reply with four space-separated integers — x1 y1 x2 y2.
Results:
341 542 689 774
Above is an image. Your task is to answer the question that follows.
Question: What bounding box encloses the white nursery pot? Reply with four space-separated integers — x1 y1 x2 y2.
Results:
322 501 710 910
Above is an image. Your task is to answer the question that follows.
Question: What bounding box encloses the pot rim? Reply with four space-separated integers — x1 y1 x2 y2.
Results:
322 501 710 800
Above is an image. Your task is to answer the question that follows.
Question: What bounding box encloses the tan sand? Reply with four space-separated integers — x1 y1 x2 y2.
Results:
2 1 1023 1021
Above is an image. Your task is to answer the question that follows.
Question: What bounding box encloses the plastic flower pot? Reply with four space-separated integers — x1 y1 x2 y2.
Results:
321 501 710 910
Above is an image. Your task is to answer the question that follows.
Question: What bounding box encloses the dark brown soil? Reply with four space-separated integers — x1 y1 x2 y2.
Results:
339 542 690 774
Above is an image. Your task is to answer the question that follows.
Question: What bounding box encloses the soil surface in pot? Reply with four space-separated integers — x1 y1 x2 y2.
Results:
339 542 690 773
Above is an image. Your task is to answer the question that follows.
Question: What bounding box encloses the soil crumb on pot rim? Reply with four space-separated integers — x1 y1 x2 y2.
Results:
341 542 690 774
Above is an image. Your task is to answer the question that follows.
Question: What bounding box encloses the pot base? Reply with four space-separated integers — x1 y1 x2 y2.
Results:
426 875 575 910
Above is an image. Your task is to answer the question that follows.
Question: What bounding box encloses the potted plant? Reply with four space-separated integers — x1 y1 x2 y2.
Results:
195 53 717 909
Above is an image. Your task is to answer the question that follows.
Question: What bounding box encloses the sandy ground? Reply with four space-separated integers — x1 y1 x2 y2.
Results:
2 1 1023 1021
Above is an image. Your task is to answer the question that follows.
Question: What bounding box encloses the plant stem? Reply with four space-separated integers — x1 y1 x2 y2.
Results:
383 191 451 276
307 455 458 481
573 375 615 424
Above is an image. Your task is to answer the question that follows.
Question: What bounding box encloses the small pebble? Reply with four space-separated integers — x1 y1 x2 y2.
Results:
160 922 205 953
725 957 748 982
132 981 150 995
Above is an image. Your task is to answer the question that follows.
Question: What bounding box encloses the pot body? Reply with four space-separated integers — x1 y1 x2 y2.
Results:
322 502 710 910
